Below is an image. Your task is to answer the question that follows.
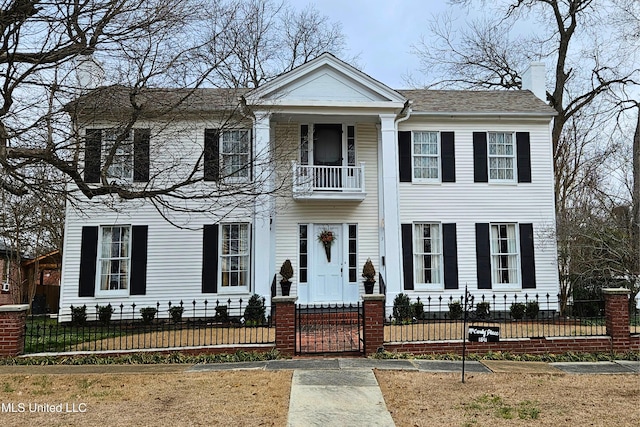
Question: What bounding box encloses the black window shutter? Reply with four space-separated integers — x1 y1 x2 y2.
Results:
398 131 412 182
202 224 219 293
516 132 532 183
401 223 414 290
441 132 456 183
204 129 220 181
84 129 102 183
475 223 491 289
133 129 150 182
130 225 148 295
519 223 536 289
78 226 98 297
442 223 459 290
473 132 488 183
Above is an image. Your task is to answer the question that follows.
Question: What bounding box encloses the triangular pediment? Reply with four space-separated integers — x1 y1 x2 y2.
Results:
245 53 406 106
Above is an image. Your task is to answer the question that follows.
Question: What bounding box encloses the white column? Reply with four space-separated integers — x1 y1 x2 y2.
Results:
379 114 402 299
252 112 273 299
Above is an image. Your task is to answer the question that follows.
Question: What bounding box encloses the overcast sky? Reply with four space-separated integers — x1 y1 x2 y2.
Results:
295 0 464 88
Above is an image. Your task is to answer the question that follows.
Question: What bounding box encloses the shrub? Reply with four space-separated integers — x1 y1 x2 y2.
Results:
244 294 266 326
97 304 115 324
411 301 424 320
140 307 157 324
448 301 463 320
393 293 412 322
362 259 376 282
525 301 539 319
168 306 184 323
475 302 491 320
279 259 293 282
215 305 229 322
71 305 87 326
509 303 526 320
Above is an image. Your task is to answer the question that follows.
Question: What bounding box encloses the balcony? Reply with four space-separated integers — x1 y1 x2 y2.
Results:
292 162 366 201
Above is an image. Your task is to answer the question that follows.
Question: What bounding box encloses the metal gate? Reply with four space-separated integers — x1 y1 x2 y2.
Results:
295 303 364 355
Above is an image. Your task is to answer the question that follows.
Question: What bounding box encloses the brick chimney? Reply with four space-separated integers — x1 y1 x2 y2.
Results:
522 62 546 101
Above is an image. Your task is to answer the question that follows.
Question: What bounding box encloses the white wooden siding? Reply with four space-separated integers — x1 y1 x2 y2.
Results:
273 122 380 299
396 118 558 302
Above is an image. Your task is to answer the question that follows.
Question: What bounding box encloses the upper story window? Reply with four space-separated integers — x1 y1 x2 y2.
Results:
490 223 520 287
412 131 440 181
204 129 251 181
488 132 516 182
97 225 131 295
103 131 134 180
221 130 250 179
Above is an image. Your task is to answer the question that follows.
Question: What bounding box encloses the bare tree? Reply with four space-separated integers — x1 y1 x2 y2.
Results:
207 0 349 88
0 1 348 222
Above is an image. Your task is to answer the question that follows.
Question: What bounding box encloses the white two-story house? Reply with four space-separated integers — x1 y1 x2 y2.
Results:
59 53 558 316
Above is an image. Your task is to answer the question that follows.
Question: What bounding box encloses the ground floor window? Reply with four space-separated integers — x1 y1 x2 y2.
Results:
490 223 519 286
98 225 131 293
413 223 442 288
220 223 250 288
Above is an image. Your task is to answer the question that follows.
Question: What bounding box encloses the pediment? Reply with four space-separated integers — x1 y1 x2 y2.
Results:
245 53 406 106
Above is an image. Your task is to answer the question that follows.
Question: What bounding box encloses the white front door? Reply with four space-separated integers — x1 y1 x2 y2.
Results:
310 224 343 303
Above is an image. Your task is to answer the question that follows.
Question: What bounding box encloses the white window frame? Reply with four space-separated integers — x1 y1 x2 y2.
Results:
96 225 131 297
219 223 250 292
487 132 516 182
412 131 440 182
413 222 443 290
490 223 521 289
103 130 134 181
220 129 250 181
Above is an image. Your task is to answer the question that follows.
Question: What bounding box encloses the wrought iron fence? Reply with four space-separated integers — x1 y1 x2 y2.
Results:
384 293 608 343
25 298 274 354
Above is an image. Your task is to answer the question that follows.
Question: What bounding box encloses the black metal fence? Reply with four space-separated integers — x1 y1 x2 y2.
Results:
25 298 274 354
295 303 363 354
384 293 609 343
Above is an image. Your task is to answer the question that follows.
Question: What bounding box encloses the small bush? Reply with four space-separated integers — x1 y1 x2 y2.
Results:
448 301 463 320
71 305 87 326
475 302 491 319
525 301 539 319
393 293 412 322
244 294 266 326
140 307 157 324
168 306 184 323
215 305 229 322
362 258 376 281
279 259 293 282
509 303 526 320
411 301 424 320
97 304 115 324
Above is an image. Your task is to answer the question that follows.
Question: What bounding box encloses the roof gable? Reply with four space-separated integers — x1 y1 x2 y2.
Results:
245 53 406 105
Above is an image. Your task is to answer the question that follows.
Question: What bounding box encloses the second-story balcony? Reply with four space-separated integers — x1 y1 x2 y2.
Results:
292 162 366 201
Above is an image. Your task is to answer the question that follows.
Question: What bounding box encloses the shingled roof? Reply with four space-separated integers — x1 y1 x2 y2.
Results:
69 85 554 118
398 89 555 115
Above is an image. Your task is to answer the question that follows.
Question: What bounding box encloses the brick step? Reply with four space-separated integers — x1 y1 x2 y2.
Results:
297 310 361 326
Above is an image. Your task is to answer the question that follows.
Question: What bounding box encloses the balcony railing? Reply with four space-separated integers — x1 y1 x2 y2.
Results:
292 162 365 200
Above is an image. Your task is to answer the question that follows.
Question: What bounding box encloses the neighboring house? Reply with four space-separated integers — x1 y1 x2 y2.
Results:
22 250 62 313
0 242 23 305
59 53 558 317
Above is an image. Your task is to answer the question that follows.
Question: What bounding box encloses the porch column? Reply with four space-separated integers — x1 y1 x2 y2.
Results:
379 114 402 302
253 112 274 299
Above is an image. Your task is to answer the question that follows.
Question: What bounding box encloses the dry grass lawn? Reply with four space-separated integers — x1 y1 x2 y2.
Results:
376 370 640 427
1 367 638 427
0 370 291 427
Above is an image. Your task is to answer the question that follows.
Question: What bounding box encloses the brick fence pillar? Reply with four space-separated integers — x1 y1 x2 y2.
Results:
362 294 385 356
603 288 630 353
272 296 297 356
0 304 29 357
